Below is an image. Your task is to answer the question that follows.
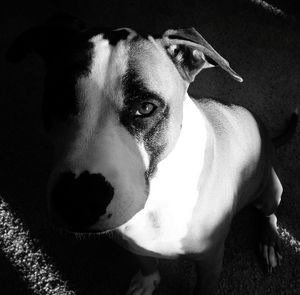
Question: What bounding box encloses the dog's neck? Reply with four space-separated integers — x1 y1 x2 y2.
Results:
141 95 209 238
147 94 208 198
115 95 212 256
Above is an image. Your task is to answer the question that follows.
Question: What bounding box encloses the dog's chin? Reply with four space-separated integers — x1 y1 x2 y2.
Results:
48 207 136 239
50 219 120 237
72 228 116 240
50 220 117 240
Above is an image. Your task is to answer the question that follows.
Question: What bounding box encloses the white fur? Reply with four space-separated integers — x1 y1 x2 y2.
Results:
117 96 207 256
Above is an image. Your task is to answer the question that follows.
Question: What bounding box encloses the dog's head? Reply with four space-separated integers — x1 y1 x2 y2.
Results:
8 15 242 233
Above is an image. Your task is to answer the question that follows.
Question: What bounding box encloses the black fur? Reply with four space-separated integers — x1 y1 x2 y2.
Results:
7 15 134 130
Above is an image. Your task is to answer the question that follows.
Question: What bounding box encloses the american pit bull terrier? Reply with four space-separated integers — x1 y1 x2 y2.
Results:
8 15 297 295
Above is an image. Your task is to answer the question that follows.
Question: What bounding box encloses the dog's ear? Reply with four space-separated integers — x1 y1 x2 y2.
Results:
160 27 243 83
6 14 88 63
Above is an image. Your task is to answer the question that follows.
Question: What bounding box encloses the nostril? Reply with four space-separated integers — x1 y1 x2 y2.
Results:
51 171 114 230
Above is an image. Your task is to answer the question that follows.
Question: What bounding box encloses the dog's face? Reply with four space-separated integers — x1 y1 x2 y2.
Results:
47 30 187 232
8 16 242 233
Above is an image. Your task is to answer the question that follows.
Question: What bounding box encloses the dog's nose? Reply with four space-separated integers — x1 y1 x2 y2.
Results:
51 171 114 231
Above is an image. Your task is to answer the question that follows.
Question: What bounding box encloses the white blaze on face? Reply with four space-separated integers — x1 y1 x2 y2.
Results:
76 34 129 129
72 34 111 151
69 32 131 162
118 96 208 255
90 34 111 87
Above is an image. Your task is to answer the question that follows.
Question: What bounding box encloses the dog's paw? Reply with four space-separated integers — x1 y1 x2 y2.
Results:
259 242 282 274
125 270 160 295
258 214 283 273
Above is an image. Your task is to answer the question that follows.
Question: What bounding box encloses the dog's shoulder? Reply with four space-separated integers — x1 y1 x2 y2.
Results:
193 97 265 165
193 97 256 135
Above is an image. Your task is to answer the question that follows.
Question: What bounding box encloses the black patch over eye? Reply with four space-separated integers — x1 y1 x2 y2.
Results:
121 68 170 180
120 69 166 135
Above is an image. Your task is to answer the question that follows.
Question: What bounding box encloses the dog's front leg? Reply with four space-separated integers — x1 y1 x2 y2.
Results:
126 255 160 295
193 243 224 295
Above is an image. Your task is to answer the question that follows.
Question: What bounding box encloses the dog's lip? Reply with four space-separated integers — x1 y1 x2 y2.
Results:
48 209 122 235
50 217 111 235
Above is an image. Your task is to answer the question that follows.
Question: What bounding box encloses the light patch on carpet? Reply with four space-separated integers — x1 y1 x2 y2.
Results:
0 196 76 295
1 194 299 295
250 0 286 17
279 225 300 253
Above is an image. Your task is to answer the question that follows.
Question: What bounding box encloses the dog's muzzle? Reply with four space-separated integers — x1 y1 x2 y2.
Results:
50 171 114 232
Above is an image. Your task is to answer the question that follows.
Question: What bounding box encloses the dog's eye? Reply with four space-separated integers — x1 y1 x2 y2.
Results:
135 102 157 117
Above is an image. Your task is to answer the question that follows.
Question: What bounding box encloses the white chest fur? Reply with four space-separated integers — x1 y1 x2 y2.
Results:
116 96 208 257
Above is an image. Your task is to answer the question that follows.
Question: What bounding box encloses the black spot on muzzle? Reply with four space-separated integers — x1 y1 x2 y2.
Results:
51 171 114 231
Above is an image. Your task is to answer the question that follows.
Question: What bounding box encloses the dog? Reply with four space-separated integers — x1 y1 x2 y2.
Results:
7 15 297 295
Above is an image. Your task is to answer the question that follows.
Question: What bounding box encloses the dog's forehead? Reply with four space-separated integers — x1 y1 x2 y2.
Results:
74 28 133 80
127 38 185 100
89 32 129 80
78 30 185 110
77 31 130 111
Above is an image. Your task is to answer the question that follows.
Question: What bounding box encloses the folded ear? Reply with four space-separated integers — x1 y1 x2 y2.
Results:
160 27 243 83
6 14 88 63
